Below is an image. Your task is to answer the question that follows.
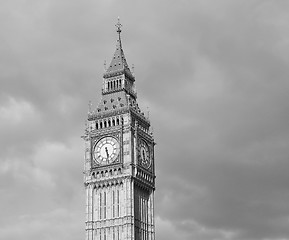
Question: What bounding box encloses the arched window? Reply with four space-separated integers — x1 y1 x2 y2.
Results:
112 190 115 218
96 122 99 129
108 120 111 127
100 122 103 128
117 189 120 217
103 191 107 219
104 121 107 128
99 192 102 219
116 118 119 125
116 227 119 240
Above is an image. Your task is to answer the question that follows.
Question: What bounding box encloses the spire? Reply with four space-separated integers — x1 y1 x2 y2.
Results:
104 18 134 80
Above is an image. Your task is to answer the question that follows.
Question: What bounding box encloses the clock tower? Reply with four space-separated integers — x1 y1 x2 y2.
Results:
83 20 156 240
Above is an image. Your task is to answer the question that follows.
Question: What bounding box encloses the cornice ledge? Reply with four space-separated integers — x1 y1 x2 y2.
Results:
88 107 130 120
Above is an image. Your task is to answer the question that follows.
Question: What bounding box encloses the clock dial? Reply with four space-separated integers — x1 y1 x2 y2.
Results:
94 137 120 165
139 141 151 169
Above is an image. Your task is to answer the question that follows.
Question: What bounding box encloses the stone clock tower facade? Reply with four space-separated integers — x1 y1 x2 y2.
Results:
82 20 156 240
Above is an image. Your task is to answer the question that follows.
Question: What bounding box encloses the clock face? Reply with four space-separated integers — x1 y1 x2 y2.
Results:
139 141 151 169
94 136 120 165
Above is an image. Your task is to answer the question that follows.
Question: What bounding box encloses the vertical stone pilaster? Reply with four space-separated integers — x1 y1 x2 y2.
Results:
85 184 89 240
134 121 138 166
106 184 111 219
148 192 153 240
151 191 155 240
91 184 95 240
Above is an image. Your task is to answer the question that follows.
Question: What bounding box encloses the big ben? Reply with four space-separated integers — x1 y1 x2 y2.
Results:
82 19 156 240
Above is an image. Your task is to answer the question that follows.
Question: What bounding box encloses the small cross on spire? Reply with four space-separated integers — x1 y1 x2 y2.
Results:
115 17 122 36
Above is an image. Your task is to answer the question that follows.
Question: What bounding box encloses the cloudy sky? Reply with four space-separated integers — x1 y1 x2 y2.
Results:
1 0 289 239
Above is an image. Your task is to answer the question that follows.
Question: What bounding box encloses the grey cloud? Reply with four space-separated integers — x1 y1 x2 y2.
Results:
1 1 289 240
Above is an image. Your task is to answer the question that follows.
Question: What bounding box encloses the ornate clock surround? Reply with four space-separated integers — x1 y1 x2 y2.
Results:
91 131 123 168
137 136 154 171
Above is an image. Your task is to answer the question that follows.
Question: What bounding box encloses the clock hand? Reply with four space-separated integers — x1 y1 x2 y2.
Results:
105 147 109 159
142 149 146 159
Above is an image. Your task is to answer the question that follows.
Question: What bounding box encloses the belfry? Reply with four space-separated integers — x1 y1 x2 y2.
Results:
83 19 156 240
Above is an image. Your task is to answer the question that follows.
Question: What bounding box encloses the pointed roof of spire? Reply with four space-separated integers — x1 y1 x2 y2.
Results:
104 18 134 81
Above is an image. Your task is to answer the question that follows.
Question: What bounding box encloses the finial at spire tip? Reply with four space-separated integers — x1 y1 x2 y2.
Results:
115 17 122 34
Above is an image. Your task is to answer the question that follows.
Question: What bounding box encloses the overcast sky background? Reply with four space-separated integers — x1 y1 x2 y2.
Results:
1 0 289 240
